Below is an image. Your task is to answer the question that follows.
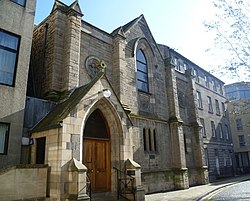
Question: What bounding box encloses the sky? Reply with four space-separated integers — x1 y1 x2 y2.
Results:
34 0 234 84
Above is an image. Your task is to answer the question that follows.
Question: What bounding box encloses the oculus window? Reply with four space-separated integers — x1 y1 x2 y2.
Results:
0 30 20 86
136 49 149 92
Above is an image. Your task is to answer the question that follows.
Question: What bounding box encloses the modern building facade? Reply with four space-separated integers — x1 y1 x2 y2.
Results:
225 82 250 173
167 49 234 181
0 0 36 168
225 82 250 100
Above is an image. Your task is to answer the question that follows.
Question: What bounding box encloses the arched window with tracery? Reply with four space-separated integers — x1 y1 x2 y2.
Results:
136 49 148 92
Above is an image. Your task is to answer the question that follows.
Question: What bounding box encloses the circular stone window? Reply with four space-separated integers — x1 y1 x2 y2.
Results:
85 56 101 78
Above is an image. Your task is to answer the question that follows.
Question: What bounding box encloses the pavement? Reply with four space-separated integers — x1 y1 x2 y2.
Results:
145 174 250 201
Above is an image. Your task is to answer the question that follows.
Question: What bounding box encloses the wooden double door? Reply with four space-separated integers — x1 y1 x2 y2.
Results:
83 138 111 192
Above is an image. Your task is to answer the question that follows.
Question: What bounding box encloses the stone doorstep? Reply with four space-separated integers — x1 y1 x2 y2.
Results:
91 192 128 201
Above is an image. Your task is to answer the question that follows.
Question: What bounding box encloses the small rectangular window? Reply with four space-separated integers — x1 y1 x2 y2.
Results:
215 99 220 115
219 123 223 138
143 128 157 152
172 57 179 71
212 80 217 91
208 96 213 113
10 0 26 6
221 102 226 116
238 135 245 146
211 121 216 137
225 125 230 140
173 57 178 66
219 84 223 95
236 118 243 131
0 123 10 155
184 133 188 153
148 129 152 151
153 129 157 152
183 63 188 71
223 150 227 166
200 118 206 137
0 30 20 86
204 75 209 88
196 91 203 109
143 128 147 151
193 69 199 82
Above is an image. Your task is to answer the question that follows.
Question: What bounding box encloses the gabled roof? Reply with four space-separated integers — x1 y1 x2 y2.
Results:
111 14 143 36
31 72 104 133
51 0 83 16
122 14 143 33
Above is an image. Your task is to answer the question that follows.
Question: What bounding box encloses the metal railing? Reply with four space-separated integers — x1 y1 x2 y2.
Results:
86 174 92 200
113 167 136 201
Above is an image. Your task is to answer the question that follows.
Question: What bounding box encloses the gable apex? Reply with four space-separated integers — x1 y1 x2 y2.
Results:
51 0 68 13
120 14 143 33
51 0 83 16
69 0 83 16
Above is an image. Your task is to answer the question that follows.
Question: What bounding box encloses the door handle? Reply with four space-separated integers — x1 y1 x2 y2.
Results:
96 170 99 173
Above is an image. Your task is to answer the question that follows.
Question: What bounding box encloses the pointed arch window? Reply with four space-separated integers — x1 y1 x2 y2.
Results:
136 49 148 92
84 109 109 139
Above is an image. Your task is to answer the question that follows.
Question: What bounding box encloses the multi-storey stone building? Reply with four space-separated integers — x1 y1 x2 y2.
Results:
225 82 250 173
165 49 234 181
0 0 36 168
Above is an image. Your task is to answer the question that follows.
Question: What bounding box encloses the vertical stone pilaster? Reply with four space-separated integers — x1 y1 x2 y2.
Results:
66 158 90 201
165 58 189 189
112 32 126 100
185 69 208 185
62 11 82 91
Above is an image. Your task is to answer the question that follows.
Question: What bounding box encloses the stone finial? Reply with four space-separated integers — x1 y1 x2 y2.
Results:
97 59 107 72
125 158 141 169
68 158 87 172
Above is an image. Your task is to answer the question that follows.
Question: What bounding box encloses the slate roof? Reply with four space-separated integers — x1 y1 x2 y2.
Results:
31 72 104 133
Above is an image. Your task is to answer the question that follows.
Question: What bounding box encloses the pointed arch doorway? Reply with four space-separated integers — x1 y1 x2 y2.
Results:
83 109 111 192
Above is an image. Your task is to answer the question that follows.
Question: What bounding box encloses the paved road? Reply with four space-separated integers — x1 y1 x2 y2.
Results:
205 180 250 201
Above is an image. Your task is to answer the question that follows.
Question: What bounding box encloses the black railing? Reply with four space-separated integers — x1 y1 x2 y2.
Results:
113 167 136 201
86 174 91 200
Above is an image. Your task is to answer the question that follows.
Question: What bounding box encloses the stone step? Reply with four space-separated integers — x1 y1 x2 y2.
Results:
91 192 130 201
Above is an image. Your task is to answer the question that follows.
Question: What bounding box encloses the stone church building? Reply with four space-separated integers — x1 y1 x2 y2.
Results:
23 1 212 200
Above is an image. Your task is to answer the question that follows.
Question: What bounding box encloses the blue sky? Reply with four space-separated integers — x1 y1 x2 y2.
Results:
35 0 230 82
